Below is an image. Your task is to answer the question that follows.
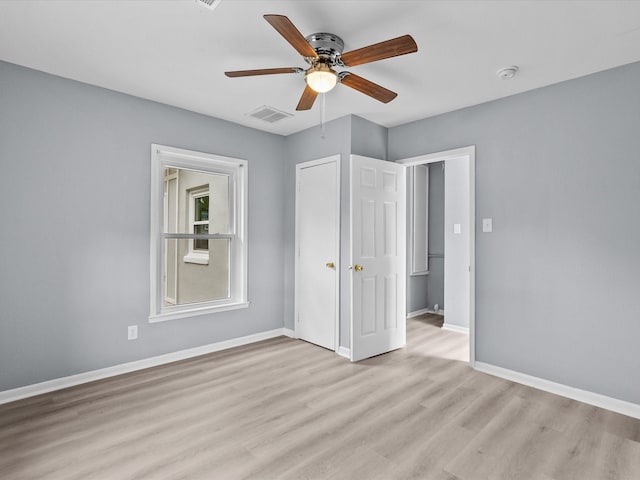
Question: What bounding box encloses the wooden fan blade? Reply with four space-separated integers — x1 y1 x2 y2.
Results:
340 35 417 67
340 73 397 103
225 67 301 77
296 85 318 111
264 14 318 58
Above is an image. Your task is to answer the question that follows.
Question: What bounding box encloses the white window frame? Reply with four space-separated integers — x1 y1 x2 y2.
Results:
149 144 249 322
183 187 210 265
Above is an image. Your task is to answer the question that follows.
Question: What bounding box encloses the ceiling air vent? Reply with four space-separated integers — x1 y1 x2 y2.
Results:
247 106 293 124
195 0 222 11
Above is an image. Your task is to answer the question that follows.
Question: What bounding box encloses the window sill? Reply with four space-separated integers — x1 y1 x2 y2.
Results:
183 253 209 265
149 301 250 323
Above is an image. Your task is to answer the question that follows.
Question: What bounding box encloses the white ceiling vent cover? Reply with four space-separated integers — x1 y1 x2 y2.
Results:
247 106 293 124
195 0 222 11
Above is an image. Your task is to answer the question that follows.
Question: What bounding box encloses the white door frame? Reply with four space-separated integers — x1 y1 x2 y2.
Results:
294 155 341 351
397 146 476 367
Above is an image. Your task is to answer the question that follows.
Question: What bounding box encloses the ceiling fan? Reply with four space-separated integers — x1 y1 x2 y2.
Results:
225 15 418 111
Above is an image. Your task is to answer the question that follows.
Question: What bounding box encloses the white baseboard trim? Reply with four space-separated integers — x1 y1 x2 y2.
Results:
0 328 291 406
282 328 295 338
442 323 469 334
337 346 351 359
474 361 640 420
408 308 445 318
407 308 431 318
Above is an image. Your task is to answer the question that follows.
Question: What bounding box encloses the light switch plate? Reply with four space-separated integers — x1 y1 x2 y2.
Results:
454 223 461 234
482 218 493 233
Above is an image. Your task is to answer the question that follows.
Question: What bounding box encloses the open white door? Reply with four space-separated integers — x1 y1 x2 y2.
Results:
350 155 406 362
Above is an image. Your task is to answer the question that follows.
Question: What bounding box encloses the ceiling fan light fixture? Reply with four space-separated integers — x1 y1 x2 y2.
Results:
305 64 337 93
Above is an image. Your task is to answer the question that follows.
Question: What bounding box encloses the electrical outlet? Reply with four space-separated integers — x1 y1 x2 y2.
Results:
127 325 138 340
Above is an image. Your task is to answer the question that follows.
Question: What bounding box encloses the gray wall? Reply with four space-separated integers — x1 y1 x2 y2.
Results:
0 61 286 391
389 61 640 405
351 115 388 160
408 162 445 313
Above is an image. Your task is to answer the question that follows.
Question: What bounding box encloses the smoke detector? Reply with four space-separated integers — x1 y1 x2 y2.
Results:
497 66 519 80
195 0 222 11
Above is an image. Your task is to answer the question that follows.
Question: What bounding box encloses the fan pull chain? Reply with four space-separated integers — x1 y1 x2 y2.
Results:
321 93 326 139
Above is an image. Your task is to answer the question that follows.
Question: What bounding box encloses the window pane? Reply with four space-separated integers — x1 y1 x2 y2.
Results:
163 168 230 234
194 195 209 222
164 238 230 306
194 224 209 251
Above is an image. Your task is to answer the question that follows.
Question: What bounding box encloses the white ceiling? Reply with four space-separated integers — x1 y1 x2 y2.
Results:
1 0 640 136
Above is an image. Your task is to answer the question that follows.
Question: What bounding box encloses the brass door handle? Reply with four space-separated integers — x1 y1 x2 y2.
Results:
348 264 364 272
326 262 335 269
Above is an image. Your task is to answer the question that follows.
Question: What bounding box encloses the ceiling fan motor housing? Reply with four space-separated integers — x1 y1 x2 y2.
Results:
304 33 345 65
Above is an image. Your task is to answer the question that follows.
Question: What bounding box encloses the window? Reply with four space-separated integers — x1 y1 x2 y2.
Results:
184 188 210 264
150 144 248 322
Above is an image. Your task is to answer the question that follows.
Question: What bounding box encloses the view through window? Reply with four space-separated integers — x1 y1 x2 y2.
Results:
150 145 248 322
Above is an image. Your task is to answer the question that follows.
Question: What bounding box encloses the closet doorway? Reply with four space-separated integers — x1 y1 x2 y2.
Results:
294 156 340 351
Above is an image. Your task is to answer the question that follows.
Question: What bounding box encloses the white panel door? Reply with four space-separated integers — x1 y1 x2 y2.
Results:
444 156 471 328
296 158 339 350
350 155 406 362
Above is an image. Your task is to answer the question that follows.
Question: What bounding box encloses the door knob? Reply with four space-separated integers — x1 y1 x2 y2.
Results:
326 262 335 269
348 264 364 272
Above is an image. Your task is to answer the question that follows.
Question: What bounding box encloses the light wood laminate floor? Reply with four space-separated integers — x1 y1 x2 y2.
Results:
1 315 639 479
